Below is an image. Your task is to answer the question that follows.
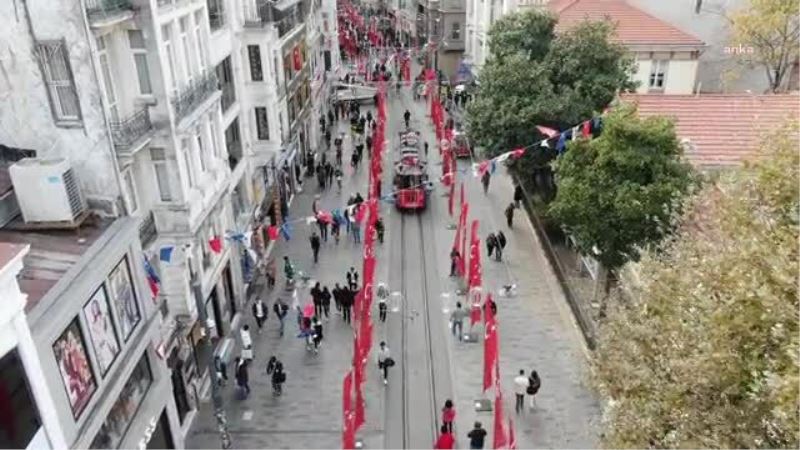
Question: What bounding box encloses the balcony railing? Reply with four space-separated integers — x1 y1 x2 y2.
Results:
85 0 133 24
243 0 273 27
139 211 158 249
171 70 218 122
110 108 154 149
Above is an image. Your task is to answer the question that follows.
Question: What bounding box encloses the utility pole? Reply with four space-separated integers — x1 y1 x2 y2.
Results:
191 273 233 449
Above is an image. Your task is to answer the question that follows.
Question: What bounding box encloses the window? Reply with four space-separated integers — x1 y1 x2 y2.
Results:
35 40 81 123
182 139 195 187
96 36 119 121
128 30 153 95
122 169 139 214
649 59 668 90
150 148 173 201
162 25 178 96
451 22 461 40
195 125 206 172
255 107 269 140
90 356 152 449
194 11 206 71
208 114 220 158
180 17 194 82
248 45 263 81
208 0 225 30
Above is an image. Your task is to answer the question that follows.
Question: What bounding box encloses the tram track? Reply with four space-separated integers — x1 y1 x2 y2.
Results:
398 211 441 447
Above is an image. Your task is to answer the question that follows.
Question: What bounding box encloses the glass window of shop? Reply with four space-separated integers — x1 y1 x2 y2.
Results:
90 356 152 449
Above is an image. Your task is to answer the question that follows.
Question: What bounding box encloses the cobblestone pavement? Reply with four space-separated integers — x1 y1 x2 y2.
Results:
187 65 600 449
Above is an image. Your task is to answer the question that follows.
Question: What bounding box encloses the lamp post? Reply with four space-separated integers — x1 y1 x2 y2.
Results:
190 269 233 449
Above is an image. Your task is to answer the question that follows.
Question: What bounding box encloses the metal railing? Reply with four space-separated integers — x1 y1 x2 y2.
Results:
243 0 273 26
85 0 133 19
110 108 154 148
171 70 218 122
139 210 158 249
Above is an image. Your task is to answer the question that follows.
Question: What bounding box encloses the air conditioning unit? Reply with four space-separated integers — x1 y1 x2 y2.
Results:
9 158 87 224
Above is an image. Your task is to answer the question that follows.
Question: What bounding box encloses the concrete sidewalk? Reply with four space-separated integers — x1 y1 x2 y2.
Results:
410 92 601 448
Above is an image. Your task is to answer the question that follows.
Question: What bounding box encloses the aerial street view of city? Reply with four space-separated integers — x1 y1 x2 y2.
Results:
0 0 797 449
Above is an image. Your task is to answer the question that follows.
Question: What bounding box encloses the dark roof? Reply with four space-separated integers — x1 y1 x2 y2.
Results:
0 215 113 313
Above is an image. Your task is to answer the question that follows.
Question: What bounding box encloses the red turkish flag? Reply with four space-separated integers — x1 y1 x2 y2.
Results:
342 371 355 449
293 46 303 70
582 120 591 138
208 236 222 254
448 178 455 217
493 390 507 449
470 291 482 326
459 183 465 209
483 312 497 391
354 383 365 431
267 225 280 241
510 148 526 160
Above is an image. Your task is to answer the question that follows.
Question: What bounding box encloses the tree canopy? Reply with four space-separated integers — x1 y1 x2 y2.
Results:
466 9 635 163
592 125 800 448
547 104 694 272
728 0 800 92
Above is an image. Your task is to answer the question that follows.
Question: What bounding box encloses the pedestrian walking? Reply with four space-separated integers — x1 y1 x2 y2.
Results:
271 361 286 395
505 203 515 228
235 357 250 398
326 162 334 187
481 170 491 194
310 232 321 263
375 217 385 244
467 422 487 450
312 195 321 215
346 267 359 291
265 257 277 289
449 248 460 276
324 128 331 148
527 370 541 409
312 318 323 352
484 296 498 317
333 283 343 313
284 256 295 285
240 325 253 362
514 369 528 414
331 219 341 244
341 287 353 323
317 217 329 242
252 298 268 333
352 221 362 244
424 141 429 157
376 283 389 322
514 184 523 208
317 164 326 190
311 282 323 318
321 286 332 320
434 424 455 449
376 341 394 384
266 355 278 375
496 231 506 261
486 233 496 259
328 109 335 124
273 298 289 336
449 302 468 341
442 399 456 433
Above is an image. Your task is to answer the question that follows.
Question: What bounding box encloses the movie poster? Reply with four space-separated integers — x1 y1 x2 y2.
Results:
83 286 120 376
53 319 97 418
108 257 140 341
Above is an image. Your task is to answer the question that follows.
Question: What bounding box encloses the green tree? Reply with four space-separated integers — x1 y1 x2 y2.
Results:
547 104 694 299
466 9 635 191
592 125 799 448
728 0 800 92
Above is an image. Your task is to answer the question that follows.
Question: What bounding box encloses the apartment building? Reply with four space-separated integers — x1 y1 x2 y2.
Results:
0 0 178 447
465 0 706 95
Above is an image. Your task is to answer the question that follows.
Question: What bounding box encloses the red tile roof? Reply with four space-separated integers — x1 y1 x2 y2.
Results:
620 93 800 168
551 0 704 47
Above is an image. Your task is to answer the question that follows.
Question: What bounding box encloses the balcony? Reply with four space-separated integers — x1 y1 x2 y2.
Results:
171 70 218 122
243 0 273 27
139 211 158 249
85 0 134 27
274 1 308 39
110 108 154 151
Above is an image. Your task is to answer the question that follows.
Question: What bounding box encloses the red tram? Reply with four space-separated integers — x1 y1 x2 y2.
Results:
452 130 472 158
394 147 429 211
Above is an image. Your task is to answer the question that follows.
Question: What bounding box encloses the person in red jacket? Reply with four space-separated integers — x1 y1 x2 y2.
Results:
441 399 456 433
434 424 455 449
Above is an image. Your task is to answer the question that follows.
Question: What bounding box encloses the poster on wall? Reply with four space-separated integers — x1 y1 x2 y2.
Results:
108 257 141 341
53 319 97 418
83 286 120 377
